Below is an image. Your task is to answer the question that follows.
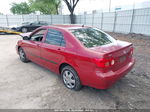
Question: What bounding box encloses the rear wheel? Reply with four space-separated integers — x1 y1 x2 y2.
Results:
19 47 29 63
61 66 82 91
21 27 28 33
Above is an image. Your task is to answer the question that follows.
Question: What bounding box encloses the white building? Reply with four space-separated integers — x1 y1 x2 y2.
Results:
62 0 150 14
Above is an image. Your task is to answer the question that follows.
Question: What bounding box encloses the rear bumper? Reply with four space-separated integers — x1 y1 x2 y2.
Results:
92 58 135 89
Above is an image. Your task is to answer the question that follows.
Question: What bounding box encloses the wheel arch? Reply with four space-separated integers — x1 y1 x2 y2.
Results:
18 46 21 51
59 63 73 74
17 46 25 54
58 61 80 74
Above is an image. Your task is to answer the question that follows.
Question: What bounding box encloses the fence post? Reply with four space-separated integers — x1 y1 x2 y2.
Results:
80 15 81 24
130 9 135 33
37 15 39 21
113 12 117 32
92 10 95 26
6 15 9 27
63 15 65 24
22 15 24 22
51 15 53 25
101 12 103 30
84 12 87 25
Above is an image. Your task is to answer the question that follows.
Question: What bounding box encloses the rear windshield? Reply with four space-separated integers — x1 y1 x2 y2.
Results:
70 28 115 48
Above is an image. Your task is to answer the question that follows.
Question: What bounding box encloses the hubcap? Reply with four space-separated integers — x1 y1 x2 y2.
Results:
63 70 75 89
19 49 25 60
22 28 27 33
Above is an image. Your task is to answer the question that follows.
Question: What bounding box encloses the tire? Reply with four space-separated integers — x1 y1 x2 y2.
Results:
61 66 82 91
18 47 29 63
21 27 28 33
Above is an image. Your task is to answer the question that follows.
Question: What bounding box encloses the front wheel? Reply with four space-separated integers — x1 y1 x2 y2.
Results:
61 66 82 91
18 47 29 63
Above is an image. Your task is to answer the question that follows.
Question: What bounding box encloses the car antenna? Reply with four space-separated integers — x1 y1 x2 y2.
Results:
82 24 84 27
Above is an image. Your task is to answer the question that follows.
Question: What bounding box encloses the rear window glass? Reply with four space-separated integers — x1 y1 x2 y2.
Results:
70 28 114 48
45 29 65 46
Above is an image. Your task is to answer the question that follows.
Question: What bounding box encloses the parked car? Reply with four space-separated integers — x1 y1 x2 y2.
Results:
12 21 49 33
16 25 135 90
0 26 21 34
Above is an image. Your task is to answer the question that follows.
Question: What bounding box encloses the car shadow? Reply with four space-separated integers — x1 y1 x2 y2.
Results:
22 61 149 109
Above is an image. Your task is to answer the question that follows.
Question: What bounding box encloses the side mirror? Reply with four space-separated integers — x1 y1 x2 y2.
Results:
30 23 33 25
23 36 29 40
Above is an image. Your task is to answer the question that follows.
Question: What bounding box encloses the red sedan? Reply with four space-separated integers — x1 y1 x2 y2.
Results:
16 25 135 90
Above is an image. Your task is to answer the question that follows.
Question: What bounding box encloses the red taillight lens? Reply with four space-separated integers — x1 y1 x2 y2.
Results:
94 58 115 68
129 47 134 57
130 47 133 55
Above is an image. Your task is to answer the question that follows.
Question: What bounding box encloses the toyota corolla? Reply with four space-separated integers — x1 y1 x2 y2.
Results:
16 25 135 90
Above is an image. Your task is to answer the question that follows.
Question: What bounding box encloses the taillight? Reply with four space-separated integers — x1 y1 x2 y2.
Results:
94 58 115 68
130 47 133 55
129 47 134 57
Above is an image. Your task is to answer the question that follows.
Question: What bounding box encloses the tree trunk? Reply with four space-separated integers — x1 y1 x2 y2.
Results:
70 12 75 24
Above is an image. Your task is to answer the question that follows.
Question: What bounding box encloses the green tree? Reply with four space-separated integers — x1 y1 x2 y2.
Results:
10 2 33 14
63 0 80 24
29 0 61 14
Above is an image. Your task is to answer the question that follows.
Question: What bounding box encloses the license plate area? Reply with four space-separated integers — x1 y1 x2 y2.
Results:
119 55 126 63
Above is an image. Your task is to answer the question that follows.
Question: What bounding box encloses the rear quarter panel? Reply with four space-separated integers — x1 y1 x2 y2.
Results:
56 30 103 85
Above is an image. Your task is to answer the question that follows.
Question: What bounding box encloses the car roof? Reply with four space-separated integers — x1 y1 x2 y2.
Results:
51 24 90 30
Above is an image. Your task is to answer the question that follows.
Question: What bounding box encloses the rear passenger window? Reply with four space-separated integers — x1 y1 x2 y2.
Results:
45 29 65 46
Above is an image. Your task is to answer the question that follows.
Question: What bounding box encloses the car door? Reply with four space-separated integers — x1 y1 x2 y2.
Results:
40 29 66 72
25 28 47 65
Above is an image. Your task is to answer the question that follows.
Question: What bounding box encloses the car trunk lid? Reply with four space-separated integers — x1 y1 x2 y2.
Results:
90 40 133 71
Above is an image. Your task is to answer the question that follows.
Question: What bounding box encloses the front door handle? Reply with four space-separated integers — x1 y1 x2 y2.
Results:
57 48 61 50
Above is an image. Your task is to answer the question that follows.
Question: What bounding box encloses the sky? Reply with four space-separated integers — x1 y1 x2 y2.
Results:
0 0 149 14
0 0 27 14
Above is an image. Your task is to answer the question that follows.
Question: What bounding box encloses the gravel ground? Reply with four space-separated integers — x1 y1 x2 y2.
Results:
0 33 150 110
